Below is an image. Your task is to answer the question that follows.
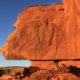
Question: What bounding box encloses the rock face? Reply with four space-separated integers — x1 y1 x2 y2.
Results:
0 1 80 60
0 1 80 79
31 61 55 69
1 3 65 60
62 0 80 59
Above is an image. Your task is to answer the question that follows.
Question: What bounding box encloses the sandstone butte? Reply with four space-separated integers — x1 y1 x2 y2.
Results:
0 0 80 67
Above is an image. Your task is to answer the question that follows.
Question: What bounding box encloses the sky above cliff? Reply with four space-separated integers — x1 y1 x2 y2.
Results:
0 0 61 67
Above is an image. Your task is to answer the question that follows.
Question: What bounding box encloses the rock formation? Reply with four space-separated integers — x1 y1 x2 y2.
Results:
1 3 66 60
0 66 80 80
62 0 80 59
0 0 80 67
0 0 80 78
1 1 80 60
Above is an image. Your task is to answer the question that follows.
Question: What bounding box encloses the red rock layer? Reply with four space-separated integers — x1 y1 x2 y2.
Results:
1 3 65 60
63 0 80 59
0 1 80 60
31 61 54 69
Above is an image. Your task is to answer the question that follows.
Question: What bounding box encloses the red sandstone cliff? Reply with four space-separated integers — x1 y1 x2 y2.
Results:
0 1 80 78
1 3 65 60
0 1 80 60
63 0 80 59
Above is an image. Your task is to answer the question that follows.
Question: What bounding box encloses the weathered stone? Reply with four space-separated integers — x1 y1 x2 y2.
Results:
1 3 65 60
31 61 54 69
0 1 80 60
63 0 80 59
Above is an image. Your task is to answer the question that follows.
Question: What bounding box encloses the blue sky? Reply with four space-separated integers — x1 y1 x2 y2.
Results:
0 0 61 67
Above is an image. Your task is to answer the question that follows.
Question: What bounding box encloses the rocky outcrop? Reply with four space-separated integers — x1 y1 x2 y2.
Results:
0 1 80 79
0 66 80 80
63 0 80 59
1 3 66 60
0 1 80 60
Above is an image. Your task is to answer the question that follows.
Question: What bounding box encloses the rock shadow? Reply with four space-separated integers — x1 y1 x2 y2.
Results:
68 65 80 77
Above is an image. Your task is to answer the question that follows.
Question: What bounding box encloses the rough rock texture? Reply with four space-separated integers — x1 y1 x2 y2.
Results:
0 1 80 79
0 66 80 80
31 61 55 69
63 0 80 59
1 3 66 60
0 1 80 60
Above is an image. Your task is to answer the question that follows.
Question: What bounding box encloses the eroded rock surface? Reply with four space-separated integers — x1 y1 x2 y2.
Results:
1 3 65 60
63 0 80 59
0 1 80 60
0 66 80 80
